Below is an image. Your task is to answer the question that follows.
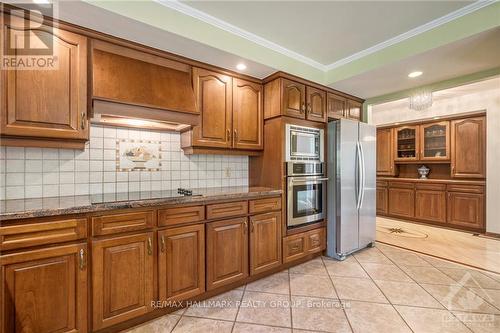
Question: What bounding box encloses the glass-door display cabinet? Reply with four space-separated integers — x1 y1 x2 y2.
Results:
419 121 450 161
394 126 419 161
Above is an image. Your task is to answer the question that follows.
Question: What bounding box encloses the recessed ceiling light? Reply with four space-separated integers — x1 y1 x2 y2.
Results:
236 63 247 71
408 71 423 78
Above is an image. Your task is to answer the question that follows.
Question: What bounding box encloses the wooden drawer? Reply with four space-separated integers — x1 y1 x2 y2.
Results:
0 218 87 251
376 181 388 188
158 206 205 227
389 181 414 189
447 184 484 194
249 197 281 214
206 201 248 220
415 183 446 191
92 210 155 236
283 233 307 263
306 228 326 253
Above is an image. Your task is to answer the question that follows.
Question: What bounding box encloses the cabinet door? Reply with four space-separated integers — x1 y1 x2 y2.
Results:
92 233 154 330
376 188 388 215
1 244 87 333
420 121 450 161
306 86 326 122
388 188 415 218
451 117 486 178
394 126 419 161
158 225 204 302
327 93 346 119
346 100 362 121
233 78 263 150
415 190 446 223
281 79 305 119
206 217 248 290
191 68 232 148
376 128 395 176
249 212 282 275
1 14 88 140
447 192 484 230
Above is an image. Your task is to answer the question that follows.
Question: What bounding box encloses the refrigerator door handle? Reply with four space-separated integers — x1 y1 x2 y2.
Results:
356 141 363 210
359 141 366 209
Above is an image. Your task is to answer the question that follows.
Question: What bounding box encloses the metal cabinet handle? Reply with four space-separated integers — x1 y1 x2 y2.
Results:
81 112 86 130
160 235 166 253
226 129 231 141
243 220 247 234
307 103 312 113
79 248 86 270
147 237 153 255
250 221 254 233
291 245 300 251
234 129 237 141
301 102 305 113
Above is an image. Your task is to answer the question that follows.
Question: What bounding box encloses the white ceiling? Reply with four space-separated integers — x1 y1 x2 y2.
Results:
182 0 472 65
330 27 500 98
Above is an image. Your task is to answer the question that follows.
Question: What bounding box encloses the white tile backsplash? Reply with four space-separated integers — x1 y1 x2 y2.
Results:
0 125 249 200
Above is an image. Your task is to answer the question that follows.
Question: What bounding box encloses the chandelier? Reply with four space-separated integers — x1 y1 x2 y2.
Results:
409 89 433 111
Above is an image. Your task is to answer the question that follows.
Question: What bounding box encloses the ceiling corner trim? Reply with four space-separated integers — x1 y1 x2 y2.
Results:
154 0 328 71
325 0 497 71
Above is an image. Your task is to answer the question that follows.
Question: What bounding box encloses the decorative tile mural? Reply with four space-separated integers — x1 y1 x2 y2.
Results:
117 139 161 171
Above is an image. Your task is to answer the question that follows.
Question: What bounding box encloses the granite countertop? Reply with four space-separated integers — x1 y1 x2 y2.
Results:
377 177 486 185
0 187 282 221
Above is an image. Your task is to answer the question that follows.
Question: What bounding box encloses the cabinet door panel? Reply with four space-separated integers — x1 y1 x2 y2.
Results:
233 78 263 150
327 93 346 119
1 14 88 140
92 233 154 330
415 190 446 223
376 188 388 215
376 128 395 176
420 121 450 161
388 188 415 218
158 225 204 302
394 126 419 161
191 68 232 148
451 117 486 178
306 87 326 122
447 192 484 230
1 244 87 333
206 218 248 290
250 212 281 275
281 79 305 119
346 100 362 121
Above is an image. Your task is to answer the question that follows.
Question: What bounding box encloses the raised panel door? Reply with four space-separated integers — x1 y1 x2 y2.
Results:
388 187 415 218
1 244 87 333
447 192 484 230
206 217 248 290
306 86 326 122
281 79 305 119
191 68 232 148
233 78 263 150
158 225 205 302
451 117 486 178
249 212 281 275
376 188 388 215
327 93 346 119
394 126 419 161
376 128 395 175
420 121 450 161
415 190 446 223
1 14 88 140
92 233 154 330
346 100 362 121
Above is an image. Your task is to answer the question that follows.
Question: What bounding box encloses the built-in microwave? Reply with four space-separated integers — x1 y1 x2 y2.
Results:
285 124 324 162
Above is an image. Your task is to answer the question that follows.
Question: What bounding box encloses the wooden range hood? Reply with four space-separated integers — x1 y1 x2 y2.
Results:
91 40 199 130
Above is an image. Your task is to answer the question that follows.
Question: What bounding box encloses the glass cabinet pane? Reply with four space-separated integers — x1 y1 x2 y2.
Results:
422 122 449 159
396 127 417 159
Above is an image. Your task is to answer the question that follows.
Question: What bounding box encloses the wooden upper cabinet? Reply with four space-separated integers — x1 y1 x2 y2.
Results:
158 224 205 302
92 233 154 330
346 100 362 121
1 14 88 142
451 117 486 178
281 79 306 119
250 212 282 275
327 93 346 119
305 87 326 122
420 121 450 161
376 128 395 176
1 244 88 333
206 217 249 290
233 78 263 150
190 68 233 148
394 125 419 161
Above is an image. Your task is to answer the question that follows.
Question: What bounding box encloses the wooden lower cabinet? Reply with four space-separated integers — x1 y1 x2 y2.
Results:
283 227 326 263
447 192 485 230
388 187 415 218
376 187 388 215
1 244 88 333
92 233 154 330
206 218 249 290
415 190 446 223
158 225 205 302
249 212 282 275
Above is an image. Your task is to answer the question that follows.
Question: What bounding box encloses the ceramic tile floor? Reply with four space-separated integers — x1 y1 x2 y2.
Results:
124 243 500 333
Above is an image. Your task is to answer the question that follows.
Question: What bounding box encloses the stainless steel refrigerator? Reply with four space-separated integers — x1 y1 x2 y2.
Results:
326 118 376 260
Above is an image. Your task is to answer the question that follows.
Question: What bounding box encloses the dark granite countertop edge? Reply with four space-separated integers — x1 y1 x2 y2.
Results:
0 189 282 221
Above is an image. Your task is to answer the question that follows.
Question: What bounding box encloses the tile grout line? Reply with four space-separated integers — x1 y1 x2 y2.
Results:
231 284 247 332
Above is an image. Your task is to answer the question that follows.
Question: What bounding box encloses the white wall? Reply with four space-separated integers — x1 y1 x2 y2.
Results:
368 78 500 234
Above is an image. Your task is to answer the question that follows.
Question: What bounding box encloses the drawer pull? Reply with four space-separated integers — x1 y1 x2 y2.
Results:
147 237 153 255
291 245 300 251
312 239 320 246
160 235 166 253
243 220 247 234
79 248 86 270
81 112 86 130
